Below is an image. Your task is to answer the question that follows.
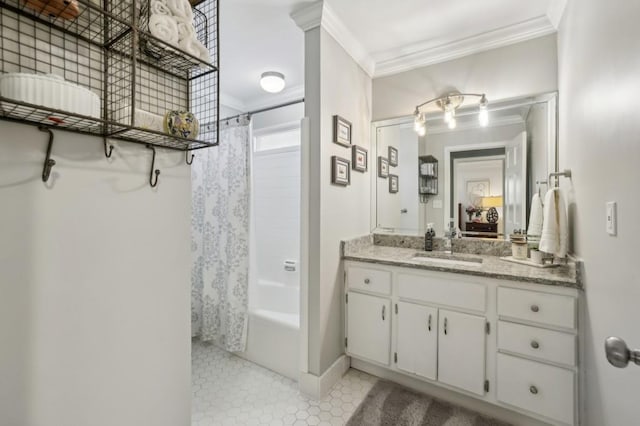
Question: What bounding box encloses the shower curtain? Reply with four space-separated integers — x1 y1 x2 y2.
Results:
191 117 251 352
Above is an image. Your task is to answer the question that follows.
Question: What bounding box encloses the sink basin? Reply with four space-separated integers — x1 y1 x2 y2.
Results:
411 252 483 267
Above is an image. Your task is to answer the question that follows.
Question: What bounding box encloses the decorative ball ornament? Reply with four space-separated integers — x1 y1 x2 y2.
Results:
486 207 499 224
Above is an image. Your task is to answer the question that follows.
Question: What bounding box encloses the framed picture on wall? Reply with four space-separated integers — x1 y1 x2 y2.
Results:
331 156 351 186
389 174 399 193
352 145 368 172
378 157 389 178
333 115 352 147
466 179 490 198
388 146 398 166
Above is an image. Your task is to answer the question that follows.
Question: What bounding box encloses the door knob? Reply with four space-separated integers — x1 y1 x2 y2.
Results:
605 336 640 368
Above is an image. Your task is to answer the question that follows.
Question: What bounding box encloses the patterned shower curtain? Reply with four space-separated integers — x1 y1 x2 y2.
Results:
191 118 251 352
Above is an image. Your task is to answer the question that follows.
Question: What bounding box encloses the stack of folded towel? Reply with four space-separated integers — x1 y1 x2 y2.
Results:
147 0 211 63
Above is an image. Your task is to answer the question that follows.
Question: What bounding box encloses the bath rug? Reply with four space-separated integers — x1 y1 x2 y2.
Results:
346 380 511 426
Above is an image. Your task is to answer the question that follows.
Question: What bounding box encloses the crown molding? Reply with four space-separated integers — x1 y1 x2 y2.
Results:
291 1 374 77
373 15 556 78
290 1 324 31
546 0 568 29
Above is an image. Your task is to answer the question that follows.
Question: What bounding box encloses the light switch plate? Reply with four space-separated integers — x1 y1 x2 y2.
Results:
606 201 617 236
432 199 443 209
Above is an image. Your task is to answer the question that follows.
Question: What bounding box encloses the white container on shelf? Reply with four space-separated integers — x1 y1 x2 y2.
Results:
0 73 101 118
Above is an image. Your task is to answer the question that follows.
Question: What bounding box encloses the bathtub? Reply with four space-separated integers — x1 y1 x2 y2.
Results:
240 280 300 381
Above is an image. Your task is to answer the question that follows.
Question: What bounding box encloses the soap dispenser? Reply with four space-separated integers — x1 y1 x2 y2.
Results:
425 223 435 251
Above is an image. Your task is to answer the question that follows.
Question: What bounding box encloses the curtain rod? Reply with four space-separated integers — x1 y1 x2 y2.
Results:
219 98 305 123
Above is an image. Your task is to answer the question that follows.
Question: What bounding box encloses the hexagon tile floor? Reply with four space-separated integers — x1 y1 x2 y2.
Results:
191 341 377 426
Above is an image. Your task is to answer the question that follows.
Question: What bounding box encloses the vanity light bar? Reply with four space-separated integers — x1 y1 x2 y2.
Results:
413 92 488 134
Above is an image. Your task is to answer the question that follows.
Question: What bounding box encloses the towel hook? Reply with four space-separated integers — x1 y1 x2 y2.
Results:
39 127 56 182
146 144 160 188
103 137 113 158
186 150 194 165
535 180 548 197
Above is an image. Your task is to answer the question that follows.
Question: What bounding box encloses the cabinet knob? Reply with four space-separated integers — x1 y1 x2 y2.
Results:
382 305 386 321
531 340 540 349
530 304 540 313
427 314 432 332
529 385 538 395
444 317 448 335
364 278 370 284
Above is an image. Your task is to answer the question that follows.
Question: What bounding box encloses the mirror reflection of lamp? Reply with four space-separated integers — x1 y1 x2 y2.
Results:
481 196 503 223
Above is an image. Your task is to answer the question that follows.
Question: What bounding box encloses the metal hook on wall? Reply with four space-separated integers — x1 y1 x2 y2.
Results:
146 144 160 187
103 137 113 158
186 150 194 165
39 127 56 182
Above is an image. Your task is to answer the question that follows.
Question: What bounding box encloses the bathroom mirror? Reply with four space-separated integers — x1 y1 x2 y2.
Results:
371 92 558 239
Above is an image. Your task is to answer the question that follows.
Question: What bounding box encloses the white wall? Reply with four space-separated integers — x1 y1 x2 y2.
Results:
303 27 372 376
0 123 191 426
557 1 640 424
372 34 558 121
252 103 305 131
252 146 301 289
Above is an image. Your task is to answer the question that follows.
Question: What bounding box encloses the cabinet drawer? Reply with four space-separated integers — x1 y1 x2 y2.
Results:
347 266 391 295
497 287 576 329
497 353 575 425
398 272 486 312
498 321 576 366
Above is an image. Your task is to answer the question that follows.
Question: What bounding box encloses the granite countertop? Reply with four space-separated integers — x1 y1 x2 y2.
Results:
342 235 582 289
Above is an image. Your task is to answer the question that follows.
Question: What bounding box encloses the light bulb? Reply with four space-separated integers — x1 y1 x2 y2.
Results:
448 117 457 130
414 112 425 132
478 94 489 127
444 109 453 123
479 108 489 127
418 125 426 136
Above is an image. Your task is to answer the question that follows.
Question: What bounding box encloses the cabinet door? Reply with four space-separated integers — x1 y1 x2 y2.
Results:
346 291 391 365
438 309 486 395
396 302 438 380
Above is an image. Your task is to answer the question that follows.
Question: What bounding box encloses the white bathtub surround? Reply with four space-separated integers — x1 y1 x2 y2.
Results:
191 119 251 352
192 341 376 426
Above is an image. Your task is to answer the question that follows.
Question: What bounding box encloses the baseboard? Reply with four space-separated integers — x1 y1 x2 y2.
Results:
299 355 350 399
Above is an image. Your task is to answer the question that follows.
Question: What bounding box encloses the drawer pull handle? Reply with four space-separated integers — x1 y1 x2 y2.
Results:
444 317 448 335
530 304 540 313
364 278 370 284
428 314 432 331
382 305 386 321
529 385 538 395
531 340 540 349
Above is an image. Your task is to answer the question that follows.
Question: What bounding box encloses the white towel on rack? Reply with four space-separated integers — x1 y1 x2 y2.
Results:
166 0 193 21
150 0 171 16
527 193 544 241
149 14 179 47
539 188 568 258
176 18 196 42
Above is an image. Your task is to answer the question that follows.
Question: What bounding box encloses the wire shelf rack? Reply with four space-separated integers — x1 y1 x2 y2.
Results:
0 0 219 152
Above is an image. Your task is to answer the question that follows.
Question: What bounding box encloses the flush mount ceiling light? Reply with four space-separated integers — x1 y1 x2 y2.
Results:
413 92 489 135
260 71 286 93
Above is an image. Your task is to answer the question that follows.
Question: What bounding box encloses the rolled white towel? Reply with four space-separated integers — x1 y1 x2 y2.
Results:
179 37 210 63
166 0 193 21
150 0 171 16
527 193 544 240
539 188 568 258
149 14 179 47
176 18 196 42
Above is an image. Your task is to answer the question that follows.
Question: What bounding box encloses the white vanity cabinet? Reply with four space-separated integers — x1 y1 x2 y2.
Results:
344 260 582 426
345 291 391 365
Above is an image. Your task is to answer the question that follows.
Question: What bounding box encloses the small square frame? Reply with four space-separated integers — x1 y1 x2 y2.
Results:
389 174 399 193
333 115 352 147
388 146 398 167
378 157 389 178
331 156 351 186
351 145 368 172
